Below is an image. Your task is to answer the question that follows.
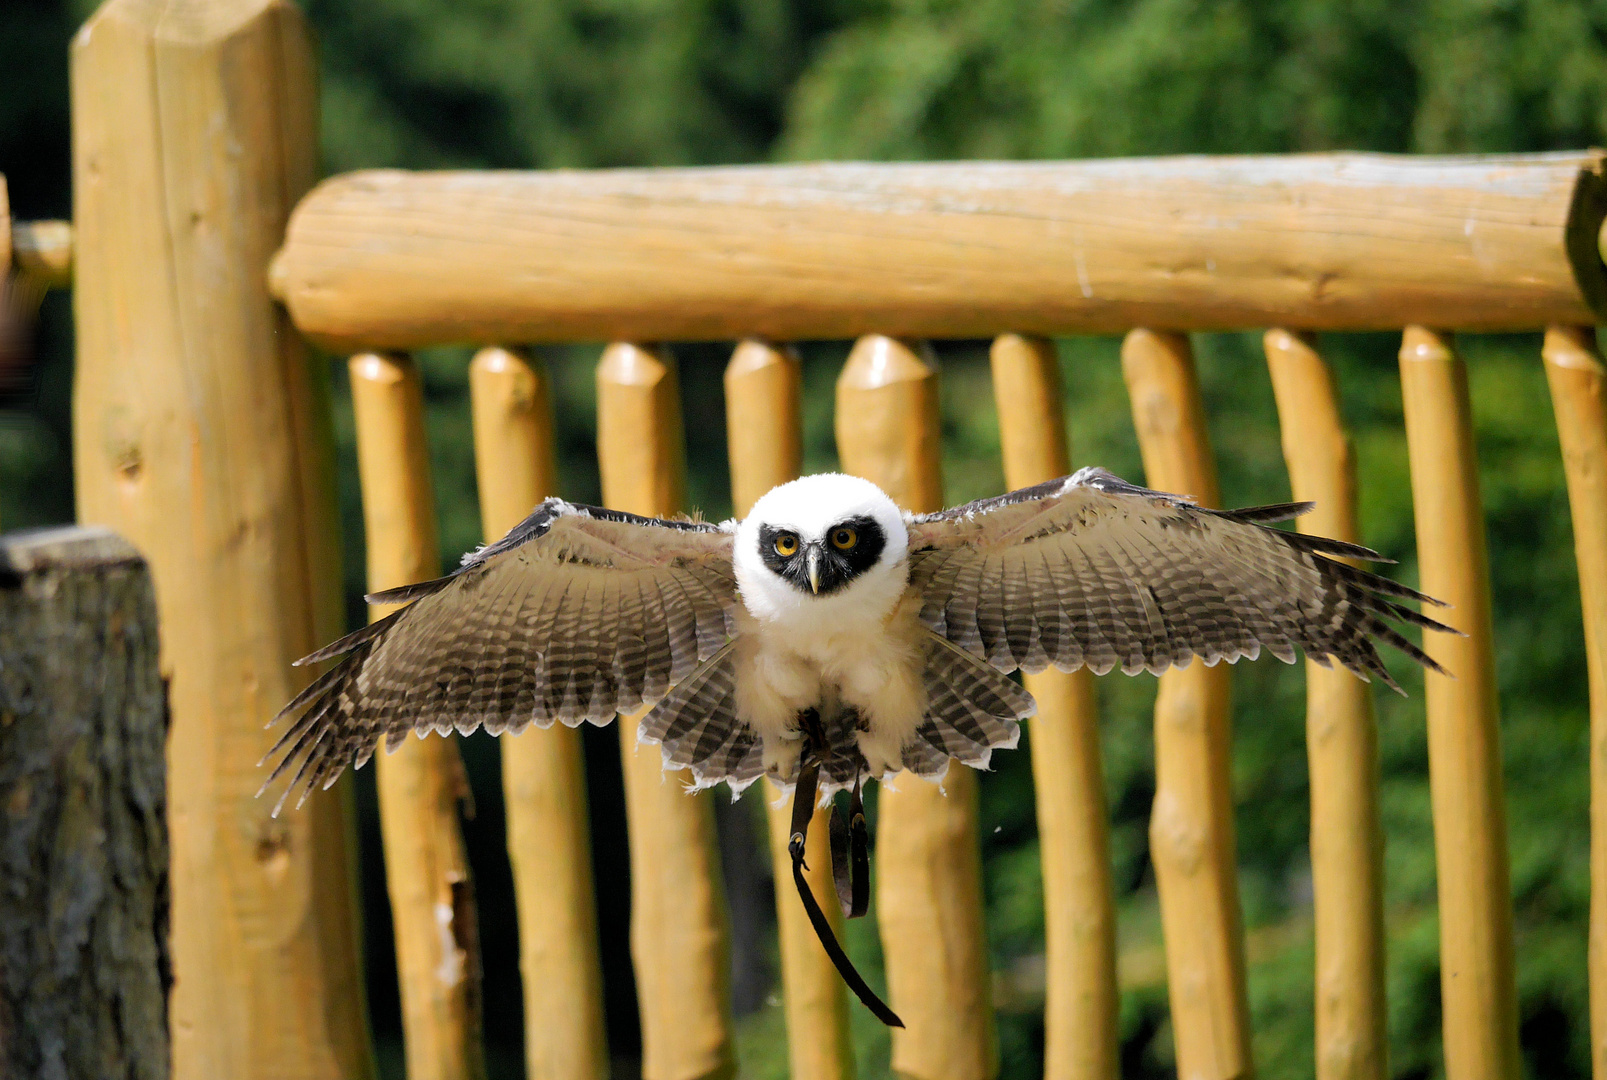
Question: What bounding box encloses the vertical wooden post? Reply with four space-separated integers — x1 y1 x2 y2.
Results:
724 339 857 1080
1541 326 1607 1080
469 346 610 1080
70 0 373 1075
1398 326 1519 1080
989 334 1119 1080
836 335 997 1080
596 342 736 1080
349 352 486 1080
1121 329 1253 1080
1264 330 1387 1080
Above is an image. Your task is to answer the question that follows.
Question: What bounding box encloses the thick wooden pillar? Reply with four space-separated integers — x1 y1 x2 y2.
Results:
836 335 997 1080
989 334 1119 1080
470 346 610 1080
69 0 373 1075
1265 329 1387 1080
1121 329 1253 1080
1398 326 1519 1080
597 342 736 1080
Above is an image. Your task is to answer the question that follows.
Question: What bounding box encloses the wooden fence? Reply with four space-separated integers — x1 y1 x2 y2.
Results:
10 0 1607 1077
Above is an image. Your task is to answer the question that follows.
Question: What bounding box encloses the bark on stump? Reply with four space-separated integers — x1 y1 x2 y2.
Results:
0 526 170 1080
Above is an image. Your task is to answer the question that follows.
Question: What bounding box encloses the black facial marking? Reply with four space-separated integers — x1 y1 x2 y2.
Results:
758 517 886 596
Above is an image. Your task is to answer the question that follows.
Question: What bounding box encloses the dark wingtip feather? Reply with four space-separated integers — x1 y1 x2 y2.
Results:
1222 501 1316 525
365 576 455 606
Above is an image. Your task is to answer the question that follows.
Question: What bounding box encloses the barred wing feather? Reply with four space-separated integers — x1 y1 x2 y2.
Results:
261 498 738 814
905 468 1453 690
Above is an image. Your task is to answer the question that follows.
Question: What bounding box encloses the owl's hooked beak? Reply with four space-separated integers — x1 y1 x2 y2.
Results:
806 546 822 594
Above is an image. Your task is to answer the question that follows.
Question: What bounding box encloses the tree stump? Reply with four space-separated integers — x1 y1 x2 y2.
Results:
0 526 169 1080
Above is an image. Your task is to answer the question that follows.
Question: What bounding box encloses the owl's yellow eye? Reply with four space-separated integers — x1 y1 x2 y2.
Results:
831 527 858 551
774 533 799 557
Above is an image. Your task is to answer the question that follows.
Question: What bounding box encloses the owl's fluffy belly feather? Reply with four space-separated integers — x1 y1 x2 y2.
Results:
732 595 928 779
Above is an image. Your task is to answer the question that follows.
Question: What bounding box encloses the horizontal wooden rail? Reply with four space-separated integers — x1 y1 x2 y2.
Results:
269 153 1607 350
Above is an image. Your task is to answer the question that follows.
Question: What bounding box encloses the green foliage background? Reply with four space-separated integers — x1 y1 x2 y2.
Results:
5 0 1607 1076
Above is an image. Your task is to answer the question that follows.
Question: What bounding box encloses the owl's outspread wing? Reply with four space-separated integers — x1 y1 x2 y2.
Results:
905 467 1452 689
261 498 737 812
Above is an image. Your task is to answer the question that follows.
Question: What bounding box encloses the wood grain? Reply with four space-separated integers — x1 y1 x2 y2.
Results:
349 351 486 1080
469 345 609 1080
1121 329 1253 1080
270 154 1607 350
1398 327 1520 1080
596 342 736 1080
1264 329 1386 1080
836 335 997 1080
989 333 1119 1080
724 338 857 1080
69 1 373 1075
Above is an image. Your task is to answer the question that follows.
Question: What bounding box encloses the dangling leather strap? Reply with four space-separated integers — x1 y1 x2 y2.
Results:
830 771 869 919
788 718 903 1028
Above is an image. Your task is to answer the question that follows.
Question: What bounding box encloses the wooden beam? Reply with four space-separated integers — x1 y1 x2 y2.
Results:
1540 326 1607 1080
270 154 1607 350
69 0 373 1074
468 345 609 1080
1264 329 1387 1080
724 338 856 1080
988 334 1119 1080
1121 329 1253 1080
836 335 996 1080
596 342 736 1080
349 351 486 1080
1398 327 1520 1080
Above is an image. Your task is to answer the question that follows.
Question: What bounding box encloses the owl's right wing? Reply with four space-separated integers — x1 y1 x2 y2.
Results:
904 467 1455 689
262 498 738 812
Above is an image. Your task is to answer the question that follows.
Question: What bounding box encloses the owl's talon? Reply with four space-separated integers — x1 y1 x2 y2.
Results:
764 736 803 782
856 729 904 779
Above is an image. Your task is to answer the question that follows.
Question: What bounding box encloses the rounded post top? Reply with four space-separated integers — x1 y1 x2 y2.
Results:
1543 325 1603 372
469 345 534 377
725 338 798 380
1400 325 1457 363
839 336 934 392
597 341 674 388
349 351 413 386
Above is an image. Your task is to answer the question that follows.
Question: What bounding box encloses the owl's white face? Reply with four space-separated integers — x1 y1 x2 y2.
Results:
733 474 910 625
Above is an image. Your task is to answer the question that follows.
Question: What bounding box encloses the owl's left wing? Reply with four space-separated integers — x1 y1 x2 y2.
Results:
905 467 1453 689
261 498 739 813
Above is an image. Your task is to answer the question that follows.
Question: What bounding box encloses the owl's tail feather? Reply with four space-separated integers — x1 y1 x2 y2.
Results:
904 631 1036 778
